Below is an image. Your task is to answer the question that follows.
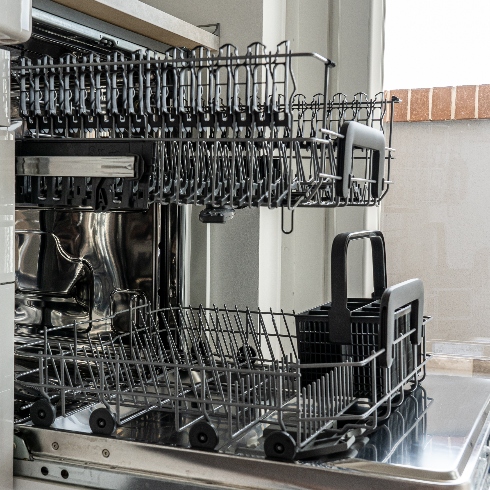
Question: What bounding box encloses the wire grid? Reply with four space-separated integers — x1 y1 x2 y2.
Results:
295 302 423 401
9 306 336 443
12 41 396 210
14 304 425 452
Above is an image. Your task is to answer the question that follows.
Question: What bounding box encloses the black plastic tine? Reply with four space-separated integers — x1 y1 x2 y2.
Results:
128 53 136 116
144 51 152 115
209 304 232 364
137 52 145 116
269 308 285 360
79 55 88 119
103 55 113 127
120 52 128 116
94 57 102 116
108 52 118 117
71 55 80 110
233 305 253 368
88 53 96 117
222 305 241 366
256 308 275 362
19 57 29 117
28 60 35 117
33 60 41 117
244 308 264 364
281 310 298 359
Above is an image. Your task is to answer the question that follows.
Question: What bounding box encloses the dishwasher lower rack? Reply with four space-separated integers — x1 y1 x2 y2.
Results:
12 40 397 212
14 304 428 461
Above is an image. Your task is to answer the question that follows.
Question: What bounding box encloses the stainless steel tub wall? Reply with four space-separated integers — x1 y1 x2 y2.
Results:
15 205 162 334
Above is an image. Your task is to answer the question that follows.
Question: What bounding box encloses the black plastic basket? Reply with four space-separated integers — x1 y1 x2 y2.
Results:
295 230 424 399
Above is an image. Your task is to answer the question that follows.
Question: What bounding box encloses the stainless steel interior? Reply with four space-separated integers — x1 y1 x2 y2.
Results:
15 205 170 334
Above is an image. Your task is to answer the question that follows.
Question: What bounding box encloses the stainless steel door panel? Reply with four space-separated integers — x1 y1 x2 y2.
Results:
13 375 490 489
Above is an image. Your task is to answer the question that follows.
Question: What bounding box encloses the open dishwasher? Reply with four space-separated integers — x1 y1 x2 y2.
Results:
5 1 490 489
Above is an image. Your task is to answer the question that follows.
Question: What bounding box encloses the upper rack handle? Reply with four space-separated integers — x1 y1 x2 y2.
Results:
336 121 386 199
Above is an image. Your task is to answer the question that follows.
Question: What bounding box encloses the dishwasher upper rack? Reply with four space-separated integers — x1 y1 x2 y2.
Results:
12 41 397 211
12 41 331 138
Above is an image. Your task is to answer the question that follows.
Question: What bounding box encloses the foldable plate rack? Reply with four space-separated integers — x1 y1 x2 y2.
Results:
12 41 397 211
15 299 429 461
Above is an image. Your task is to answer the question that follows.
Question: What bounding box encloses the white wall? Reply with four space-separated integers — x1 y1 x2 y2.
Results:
278 0 330 313
381 119 490 357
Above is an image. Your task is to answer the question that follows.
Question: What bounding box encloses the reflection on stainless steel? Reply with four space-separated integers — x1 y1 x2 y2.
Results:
16 155 137 177
355 385 431 465
13 375 490 489
223 385 431 464
15 229 93 328
16 231 91 295
14 298 42 325
15 206 159 333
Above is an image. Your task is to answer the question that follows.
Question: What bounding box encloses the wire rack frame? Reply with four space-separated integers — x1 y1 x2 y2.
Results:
15 303 427 460
12 41 397 210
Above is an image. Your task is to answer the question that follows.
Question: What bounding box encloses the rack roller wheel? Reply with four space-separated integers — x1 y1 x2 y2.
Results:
188 422 219 450
237 345 257 365
89 408 116 436
30 399 56 427
264 431 297 460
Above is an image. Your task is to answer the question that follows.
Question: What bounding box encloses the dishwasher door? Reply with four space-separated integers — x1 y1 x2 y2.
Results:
13 375 490 490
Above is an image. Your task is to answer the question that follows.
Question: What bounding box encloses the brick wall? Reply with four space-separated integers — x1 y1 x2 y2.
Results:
386 85 490 122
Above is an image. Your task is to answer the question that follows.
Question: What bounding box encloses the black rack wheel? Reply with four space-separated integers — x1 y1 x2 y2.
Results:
89 408 116 436
30 399 57 427
264 431 297 460
188 422 219 450
237 345 257 365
